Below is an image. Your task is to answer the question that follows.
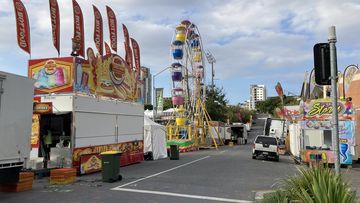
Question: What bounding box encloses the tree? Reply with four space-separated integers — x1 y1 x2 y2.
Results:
256 97 282 115
163 97 173 110
256 96 300 117
227 105 255 124
205 86 228 122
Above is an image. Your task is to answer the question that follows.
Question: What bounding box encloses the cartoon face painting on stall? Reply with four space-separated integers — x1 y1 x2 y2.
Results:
299 98 355 165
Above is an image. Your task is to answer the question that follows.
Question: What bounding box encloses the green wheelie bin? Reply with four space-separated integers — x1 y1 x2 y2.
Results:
170 144 179 160
100 151 122 182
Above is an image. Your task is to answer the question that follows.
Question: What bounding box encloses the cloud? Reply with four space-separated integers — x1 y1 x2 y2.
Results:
1 0 360 103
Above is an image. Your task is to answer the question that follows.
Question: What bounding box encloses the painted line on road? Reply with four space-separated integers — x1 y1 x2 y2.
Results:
219 150 228 154
113 188 253 203
112 156 210 189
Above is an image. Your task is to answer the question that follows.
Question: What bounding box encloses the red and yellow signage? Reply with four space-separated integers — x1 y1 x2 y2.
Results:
33 102 53 114
29 57 73 94
80 154 102 174
300 99 354 121
77 49 140 101
31 114 40 148
72 141 143 171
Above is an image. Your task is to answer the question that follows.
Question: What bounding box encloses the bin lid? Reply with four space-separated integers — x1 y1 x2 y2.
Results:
100 151 121 155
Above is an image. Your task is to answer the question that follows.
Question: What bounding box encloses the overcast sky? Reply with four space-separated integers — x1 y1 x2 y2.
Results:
1 0 360 104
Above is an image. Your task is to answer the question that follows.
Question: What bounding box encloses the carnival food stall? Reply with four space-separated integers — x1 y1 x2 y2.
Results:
299 99 355 165
28 53 144 174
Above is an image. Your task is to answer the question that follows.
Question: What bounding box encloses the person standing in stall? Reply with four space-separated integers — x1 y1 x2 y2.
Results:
41 125 52 168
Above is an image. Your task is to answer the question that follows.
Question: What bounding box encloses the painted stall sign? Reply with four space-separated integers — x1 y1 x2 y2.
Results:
74 49 142 102
33 102 53 114
301 99 354 120
72 141 143 172
29 57 73 94
338 121 355 164
31 114 40 148
80 154 102 174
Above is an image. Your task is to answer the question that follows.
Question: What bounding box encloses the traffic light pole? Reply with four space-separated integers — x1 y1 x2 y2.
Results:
328 26 340 175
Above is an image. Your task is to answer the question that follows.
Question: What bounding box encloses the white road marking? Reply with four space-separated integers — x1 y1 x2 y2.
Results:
219 150 228 154
112 156 210 189
113 188 253 203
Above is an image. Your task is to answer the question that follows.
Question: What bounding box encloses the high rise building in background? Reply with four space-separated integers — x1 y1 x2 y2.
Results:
140 66 152 105
249 85 266 110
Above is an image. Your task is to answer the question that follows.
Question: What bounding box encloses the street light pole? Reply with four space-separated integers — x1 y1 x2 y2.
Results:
205 51 216 92
211 62 214 92
328 26 340 175
152 66 171 121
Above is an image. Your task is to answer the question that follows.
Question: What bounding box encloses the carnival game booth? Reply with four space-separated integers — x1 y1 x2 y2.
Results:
28 54 144 174
299 99 356 166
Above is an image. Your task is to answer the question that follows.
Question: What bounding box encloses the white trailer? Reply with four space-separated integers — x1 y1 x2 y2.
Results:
225 123 248 145
264 118 287 139
209 121 226 144
29 94 144 174
0 71 34 183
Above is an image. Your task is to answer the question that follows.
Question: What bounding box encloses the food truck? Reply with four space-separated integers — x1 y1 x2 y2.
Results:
299 99 356 165
28 54 144 174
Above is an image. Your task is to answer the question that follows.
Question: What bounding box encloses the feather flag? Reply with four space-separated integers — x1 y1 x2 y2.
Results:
13 0 31 55
275 82 284 99
130 38 141 99
130 38 140 73
49 0 60 55
106 6 117 52
122 24 130 45
72 0 85 57
93 5 103 56
122 24 133 69
104 42 111 55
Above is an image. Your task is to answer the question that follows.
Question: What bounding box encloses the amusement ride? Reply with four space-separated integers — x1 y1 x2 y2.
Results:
166 20 223 151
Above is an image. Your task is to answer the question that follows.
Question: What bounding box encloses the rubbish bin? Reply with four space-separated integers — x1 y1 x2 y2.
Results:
170 145 179 160
309 153 316 161
309 153 322 168
100 151 122 183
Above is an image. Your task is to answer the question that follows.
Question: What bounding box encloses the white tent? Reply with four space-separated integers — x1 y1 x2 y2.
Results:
144 116 168 160
144 109 154 119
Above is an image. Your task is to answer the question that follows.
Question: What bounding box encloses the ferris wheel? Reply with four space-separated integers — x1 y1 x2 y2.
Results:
167 20 222 149
170 20 206 117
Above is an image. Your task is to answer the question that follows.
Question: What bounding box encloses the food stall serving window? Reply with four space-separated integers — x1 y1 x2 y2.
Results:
303 128 332 150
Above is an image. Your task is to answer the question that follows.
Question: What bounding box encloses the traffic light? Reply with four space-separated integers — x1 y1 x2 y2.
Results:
313 43 331 85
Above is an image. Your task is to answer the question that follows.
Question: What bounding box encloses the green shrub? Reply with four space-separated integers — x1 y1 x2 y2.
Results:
258 166 359 203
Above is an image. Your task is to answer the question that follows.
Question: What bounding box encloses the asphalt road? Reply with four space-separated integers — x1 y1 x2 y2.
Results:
0 119 300 203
